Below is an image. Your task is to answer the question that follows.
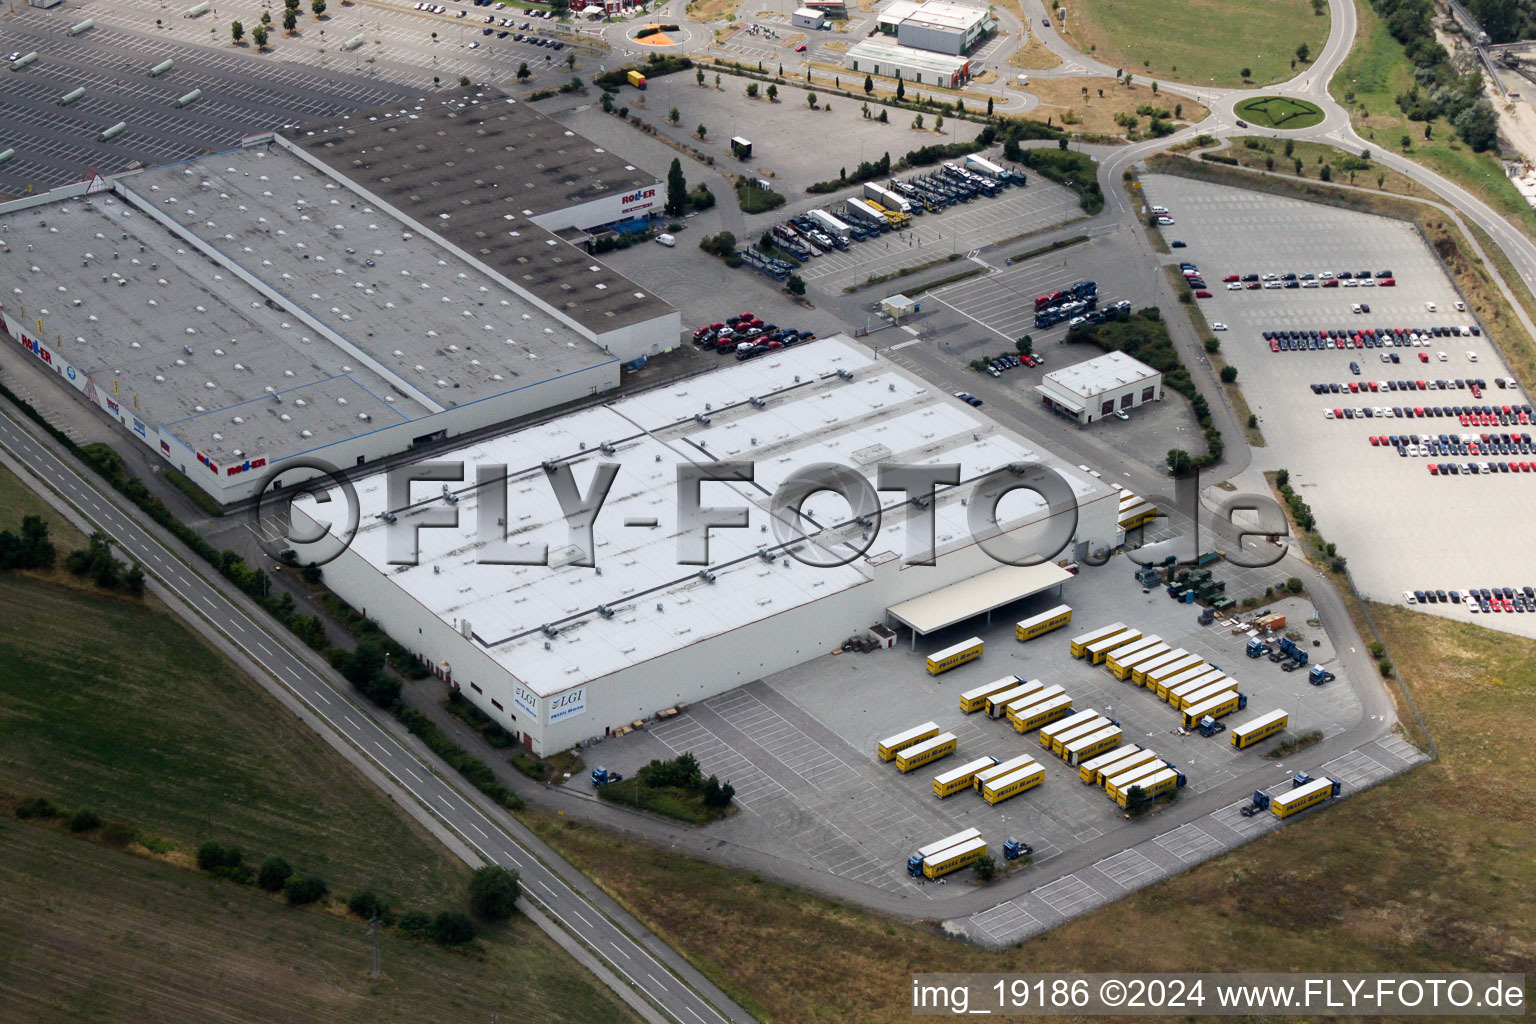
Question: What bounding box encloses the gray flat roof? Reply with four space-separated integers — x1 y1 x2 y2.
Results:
0 145 613 464
283 91 675 334
1042 350 1161 399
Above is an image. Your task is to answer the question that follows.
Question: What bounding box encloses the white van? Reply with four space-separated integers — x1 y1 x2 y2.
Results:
655 233 676 247
1150 205 1168 215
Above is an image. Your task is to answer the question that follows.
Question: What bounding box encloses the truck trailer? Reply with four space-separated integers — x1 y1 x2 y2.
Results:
906 828 981 875
1009 694 1074 734
1077 743 1141 784
864 181 912 214
972 754 1038 792
896 732 958 773
959 675 1023 714
933 756 998 798
1115 767 1183 808
1063 725 1125 766
985 679 1045 718
922 836 989 878
1069 622 1128 658
1001 683 1062 722
1037 708 1101 751
807 208 852 239
980 763 1045 805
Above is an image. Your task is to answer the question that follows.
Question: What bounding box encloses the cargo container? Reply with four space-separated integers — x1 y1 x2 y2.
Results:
1048 716 1113 757
985 679 1045 718
896 732 958 772
807 208 852 240
923 835 989 877
973 754 1038 792
1154 664 1213 703
1267 776 1340 818
933 756 998 797
906 827 982 875
1166 669 1226 706
1181 691 1245 729
1086 747 1157 786
1069 622 1127 658
844 197 890 230
959 675 1023 714
1063 725 1124 766
1143 654 1205 691
980 763 1045 805
1103 758 1169 799
877 721 939 761
1002 684 1063 723
1104 635 1163 675
1009 694 1073 734
964 153 1008 180
1108 642 1170 681
1131 648 1189 686
1037 708 1101 751
1231 708 1288 749
1015 604 1072 642
1085 627 1142 665
926 637 982 675
1077 743 1141 784
1118 501 1158 530
1177 678 1235 712
626 69 647 89
1115 767 1181 807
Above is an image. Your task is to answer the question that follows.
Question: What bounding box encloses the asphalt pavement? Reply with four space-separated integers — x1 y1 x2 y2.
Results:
0 401 755 1024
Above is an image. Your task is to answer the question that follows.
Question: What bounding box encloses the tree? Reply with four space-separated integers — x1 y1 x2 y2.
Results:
986 96 993 116
231 19 245 41
1124 72 1133 88
282 8 297 31
714 73 721 88
1015 335 1033 354
972 854 997 881
283 874 329 905
665 157 687 218
878 109 888 123
399 910 433 938
1203 337 1220 353
896 77 905 101
459 74 471 87
913 114 924 129
1319 164 1332 182
864 73 874 94
311 0 326 14
767 84 778 101
196 841 245 874
517 61 531 80
1265 155 1275 171
746 82 758 98
68 808 102 833
348 889 388 920
934 114 944 131
1296 41 1310 61
1220 365 1239 383
1124 784 1152 816
433 910 477 946
786 274 806 297
696 67 705 86
697 123 707 140
469 866 522 919
1167 449 1192 475
565 52 576 69
1284 138 1294 157
667 106 680 124
807 91 817 108
1174 102 1182 118
257 856 294 892
1241 67 1252 80
1293 157 1303 174
1287 577 1305 594
1453 100 1498 152
701 775 735 808
1151 80 1158 94
251 24 268 47
260 9 272 25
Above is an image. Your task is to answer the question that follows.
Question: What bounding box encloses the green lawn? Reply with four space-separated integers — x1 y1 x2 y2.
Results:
0 460 86 549
1063 0 1329 88
1330 0 1536 244
1234 95 1325 129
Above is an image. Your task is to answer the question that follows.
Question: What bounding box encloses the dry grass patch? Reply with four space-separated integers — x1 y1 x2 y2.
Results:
684 0 742 23
1022 76 1206 135
1006 34 1062 70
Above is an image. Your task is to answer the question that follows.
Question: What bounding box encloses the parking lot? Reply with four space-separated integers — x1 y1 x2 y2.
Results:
1139 173 1536 639
0 10 417 191
586 554 1413 932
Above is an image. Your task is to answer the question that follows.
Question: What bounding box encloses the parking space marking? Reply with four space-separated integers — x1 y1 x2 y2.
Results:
1032 873 1107 917
969 900 1043 944
1153 822 1224 863
1208 801 1283 839
1320 748 1389 789
1373 733 1429 766
1093 848 1162 889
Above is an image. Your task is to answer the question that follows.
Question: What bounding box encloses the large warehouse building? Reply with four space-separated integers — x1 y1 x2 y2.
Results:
0 92 680 503
875 0 994 54
844 39 973 89
308 336 1121 754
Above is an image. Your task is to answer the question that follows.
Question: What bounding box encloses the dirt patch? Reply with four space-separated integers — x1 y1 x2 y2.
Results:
1023 76 1207 136
1006 33 1063 70
634 25 682 45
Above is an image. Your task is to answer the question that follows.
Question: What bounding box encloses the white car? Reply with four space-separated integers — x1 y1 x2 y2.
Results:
1319 271 1334 279
1351 304 1362 314
1157 216 1175 225
1404 590 1416 604
1324 409 1335 419
1437 351 1448 362
1361 278 1376 287
1468 352 1479 362
1069 316 1087 327
1380 353 1391 363
1262 272 1279 280
1302 279 1320 288
1343 279 1360 287
1264 280 1282 289
1227 282 1242 290
1425 300 1437 312
1212 322 1228 331
1455 300 1466 311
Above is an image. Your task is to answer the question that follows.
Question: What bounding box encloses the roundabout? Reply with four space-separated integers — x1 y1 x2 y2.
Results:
628 22 690 47
1233 95 1326 130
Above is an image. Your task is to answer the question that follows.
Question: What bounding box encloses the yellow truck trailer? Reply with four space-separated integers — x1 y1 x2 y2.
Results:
1009 694 1074 734
1037 708 1100 751
1143 654 1205 691
1178 679 1237 712
1063 725 1124 766
1265 776 1340 818
1108 642 1170 681
1048 715 1113 758
972 754 1038 792
1104 635 1163 675
1069 622 1127 658
986 679 1046 718
926 637 983 675
1171 674 1230 710
980 763 1045 805
1154 664 1215 703
1231 709 1289 749
1131 648 1189 687
1015 604 1072 642
1181 691 1245 729
922 835 989 877
1085 628 1143 665
877 721 939 761
1115 767 1181 808
896 732 958 772
1077 743 1141 784
1103 758 1168 800
1003 684 1064 725
933 756 998 798
1084 747 1157 786
959 676 1022 714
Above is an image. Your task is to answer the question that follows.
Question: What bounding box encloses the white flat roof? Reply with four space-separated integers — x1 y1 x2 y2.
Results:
877 0 924 24
313 336 1114 695
845 38 972 73
899 0 989 31
887 562 1072 634
1042 350 1161 400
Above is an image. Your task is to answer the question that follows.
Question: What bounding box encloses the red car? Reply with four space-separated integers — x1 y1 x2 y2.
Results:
1195 290 1212 298
1222 274 1239 283
1379 278 1396 287
1369 435 1381 446
1323 279 1339 287
1269 340 1280 351
1419 352 1430 363
1428 464 1438 474
795 42 807 51
1247 281 1261 289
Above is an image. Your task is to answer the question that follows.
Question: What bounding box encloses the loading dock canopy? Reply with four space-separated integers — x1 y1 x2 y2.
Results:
887 562 1074 635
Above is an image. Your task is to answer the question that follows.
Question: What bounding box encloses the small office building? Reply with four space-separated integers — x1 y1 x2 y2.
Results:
792 6 827 29
1035 351 1163 424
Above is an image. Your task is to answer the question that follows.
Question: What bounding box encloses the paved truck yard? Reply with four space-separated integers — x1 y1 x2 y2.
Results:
588 554 1414 934
1138 174 1536 640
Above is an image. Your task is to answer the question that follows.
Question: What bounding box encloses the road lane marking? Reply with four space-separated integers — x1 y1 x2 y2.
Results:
610 941 631 959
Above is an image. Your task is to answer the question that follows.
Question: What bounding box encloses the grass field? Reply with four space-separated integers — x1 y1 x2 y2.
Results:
1234 95 1325 129
0 815 636 1024
1019 77 1208 137
1006 33 1063 70
1330 0 1536 246
0 460 86 554
1061 0 1329 89
0 567 638 1023
529 603 1536 1023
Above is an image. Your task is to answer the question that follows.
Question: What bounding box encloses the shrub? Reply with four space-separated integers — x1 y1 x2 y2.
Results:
972 854 997 881
1203 337 1220 353
284 874 329 906
399 910 433 939
197 841 242 872
1219 365 1239 383
468 866 521 920
348 889 389 920
68 808 102 833
433 910 477 946
15 797 59 820
1287 577 1305 594
257 856 294 893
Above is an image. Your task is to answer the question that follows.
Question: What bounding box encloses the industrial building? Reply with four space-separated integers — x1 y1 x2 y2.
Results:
309 336 1121 754
0 92 681 504
1035 351 1163 424
875 0 993 55
792 6 828 29
843 38 973 89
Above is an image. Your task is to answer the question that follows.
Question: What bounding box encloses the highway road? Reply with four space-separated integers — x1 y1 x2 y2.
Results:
0 403 753 1024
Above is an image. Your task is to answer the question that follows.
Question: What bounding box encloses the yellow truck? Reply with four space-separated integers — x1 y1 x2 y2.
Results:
980 763 1045 805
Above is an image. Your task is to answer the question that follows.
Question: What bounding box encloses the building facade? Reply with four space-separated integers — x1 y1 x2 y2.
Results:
1035 351 1163 424
844 38 972 88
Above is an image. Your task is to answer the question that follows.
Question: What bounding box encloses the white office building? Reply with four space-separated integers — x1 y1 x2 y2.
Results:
1035 351 1163 424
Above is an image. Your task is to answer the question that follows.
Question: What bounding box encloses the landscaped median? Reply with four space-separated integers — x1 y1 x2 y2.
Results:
1234 95 1325 130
